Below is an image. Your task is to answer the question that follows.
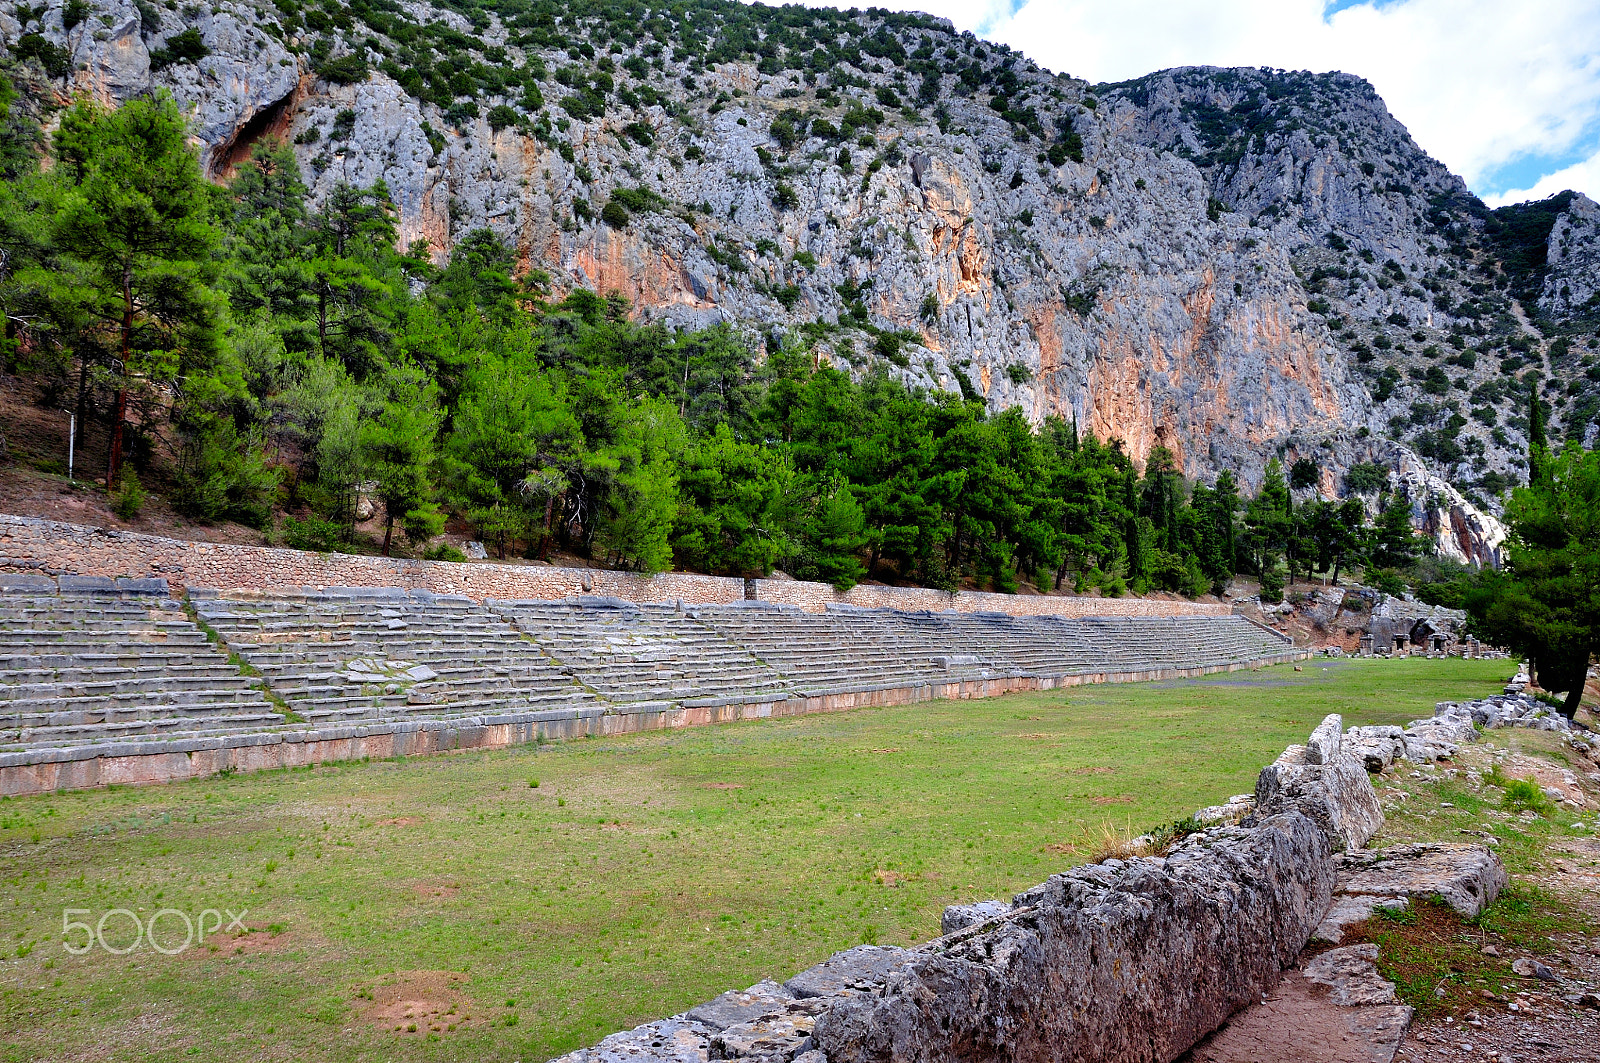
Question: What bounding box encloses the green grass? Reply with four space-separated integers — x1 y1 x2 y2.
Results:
0 659 1508 1061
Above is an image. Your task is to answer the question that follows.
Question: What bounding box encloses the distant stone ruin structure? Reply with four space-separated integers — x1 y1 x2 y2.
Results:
0 516 1301 796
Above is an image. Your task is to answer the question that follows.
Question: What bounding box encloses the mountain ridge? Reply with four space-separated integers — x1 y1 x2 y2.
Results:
2 0 1595 550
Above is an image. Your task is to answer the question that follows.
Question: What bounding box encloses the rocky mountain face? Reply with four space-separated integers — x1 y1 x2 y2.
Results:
4 0 1596 560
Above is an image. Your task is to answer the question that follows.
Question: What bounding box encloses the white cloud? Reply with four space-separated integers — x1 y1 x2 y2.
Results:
1482 147 1600 207
826 0 1600 205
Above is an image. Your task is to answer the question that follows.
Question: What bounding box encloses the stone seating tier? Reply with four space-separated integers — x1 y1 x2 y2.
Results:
0 582 1294 754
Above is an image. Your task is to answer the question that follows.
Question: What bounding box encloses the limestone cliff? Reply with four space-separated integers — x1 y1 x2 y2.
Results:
4 0 1594 537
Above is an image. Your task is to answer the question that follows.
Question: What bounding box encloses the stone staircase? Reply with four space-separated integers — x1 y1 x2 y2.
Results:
490 598 792 709
0 577 1294 760
691 603 1006 696
0 577 284 748
191 590 597 727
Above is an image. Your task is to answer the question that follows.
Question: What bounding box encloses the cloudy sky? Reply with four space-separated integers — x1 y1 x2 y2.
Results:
829 0 1600 207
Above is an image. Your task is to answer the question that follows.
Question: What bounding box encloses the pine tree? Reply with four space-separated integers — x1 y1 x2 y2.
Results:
359 363 444 555
49 92 222 481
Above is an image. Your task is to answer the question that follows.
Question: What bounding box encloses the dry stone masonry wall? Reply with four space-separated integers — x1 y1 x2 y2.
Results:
0 515 1226 618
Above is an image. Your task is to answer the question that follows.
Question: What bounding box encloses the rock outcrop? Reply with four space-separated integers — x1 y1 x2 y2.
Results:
6 0 1596 540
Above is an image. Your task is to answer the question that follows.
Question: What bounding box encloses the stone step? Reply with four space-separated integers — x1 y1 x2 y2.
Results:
10 712 287 745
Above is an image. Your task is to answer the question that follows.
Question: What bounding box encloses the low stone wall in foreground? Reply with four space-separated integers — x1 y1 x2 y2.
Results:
0 514 1228 618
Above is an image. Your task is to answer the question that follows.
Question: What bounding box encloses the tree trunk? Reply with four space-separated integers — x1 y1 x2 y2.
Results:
73 352 90 470
382 512 394 556
107 269 132 482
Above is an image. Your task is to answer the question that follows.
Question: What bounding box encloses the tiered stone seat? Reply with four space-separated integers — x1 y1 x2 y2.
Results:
193 591 595 725
0 584 283 747
491 599 791 708
1075 616 1289 672
0 573 1294 766
693 604 1002 696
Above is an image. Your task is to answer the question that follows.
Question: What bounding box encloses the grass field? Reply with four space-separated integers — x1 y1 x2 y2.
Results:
0 658 1511 1062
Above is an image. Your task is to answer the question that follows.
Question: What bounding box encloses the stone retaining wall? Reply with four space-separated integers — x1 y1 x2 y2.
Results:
0 652 1304 798
0 514 1231 619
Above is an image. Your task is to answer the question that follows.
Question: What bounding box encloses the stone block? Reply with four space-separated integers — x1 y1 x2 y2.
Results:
1187 963 1412 1063
57 575 120 595
1305 713 1343 765
548 1016 714 1063
812 812 1334 1063
784 946 916 1000
0 573 55 594
1194 793 1257 827
1343 726 1406 773
1312 895 1408 945
114 577 170 595
1256 743 1384 852
688 981 796 1032
709 999 826 1062
940 900 1009 935
1334 843 1506 918
1302 944 1398 1006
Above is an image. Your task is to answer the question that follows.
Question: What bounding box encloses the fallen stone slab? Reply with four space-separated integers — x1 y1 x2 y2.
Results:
784 946 915 1000
940 900 1008 936
813 811 1334 1063
1304 945 1399 1006
1335 843 1506 918
688 981 796 1032
549 1016 715 1063
1256 727 1384 852
1344 726 1406 773
1312 895 1409 945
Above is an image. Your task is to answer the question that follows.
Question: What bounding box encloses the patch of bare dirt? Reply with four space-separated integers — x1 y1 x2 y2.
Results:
359 970 482 1036
409 880 462 900
196 926 297 957
374 816 423 826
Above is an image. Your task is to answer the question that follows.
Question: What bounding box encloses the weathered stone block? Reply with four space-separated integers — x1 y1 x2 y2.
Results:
812 812 1334 1063
57 574 120 594
939 901 1009 936
689 981 796 1032
1343 726 1406 773
709 999 826 1062
1302 944 1398 1005
114 576 170 595
785 946 915 1000
548 1017 714 1063
1334 843 1506 918
0 573 55 594
1256 743 1384 852
1304 713 1343 765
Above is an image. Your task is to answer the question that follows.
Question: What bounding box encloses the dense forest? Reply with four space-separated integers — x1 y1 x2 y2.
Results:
0 74 1446 596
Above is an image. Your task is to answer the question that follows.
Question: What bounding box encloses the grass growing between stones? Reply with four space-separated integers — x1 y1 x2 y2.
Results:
0 658 1508 1062
1348 887 1590 1017
1349 714 1600 1019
